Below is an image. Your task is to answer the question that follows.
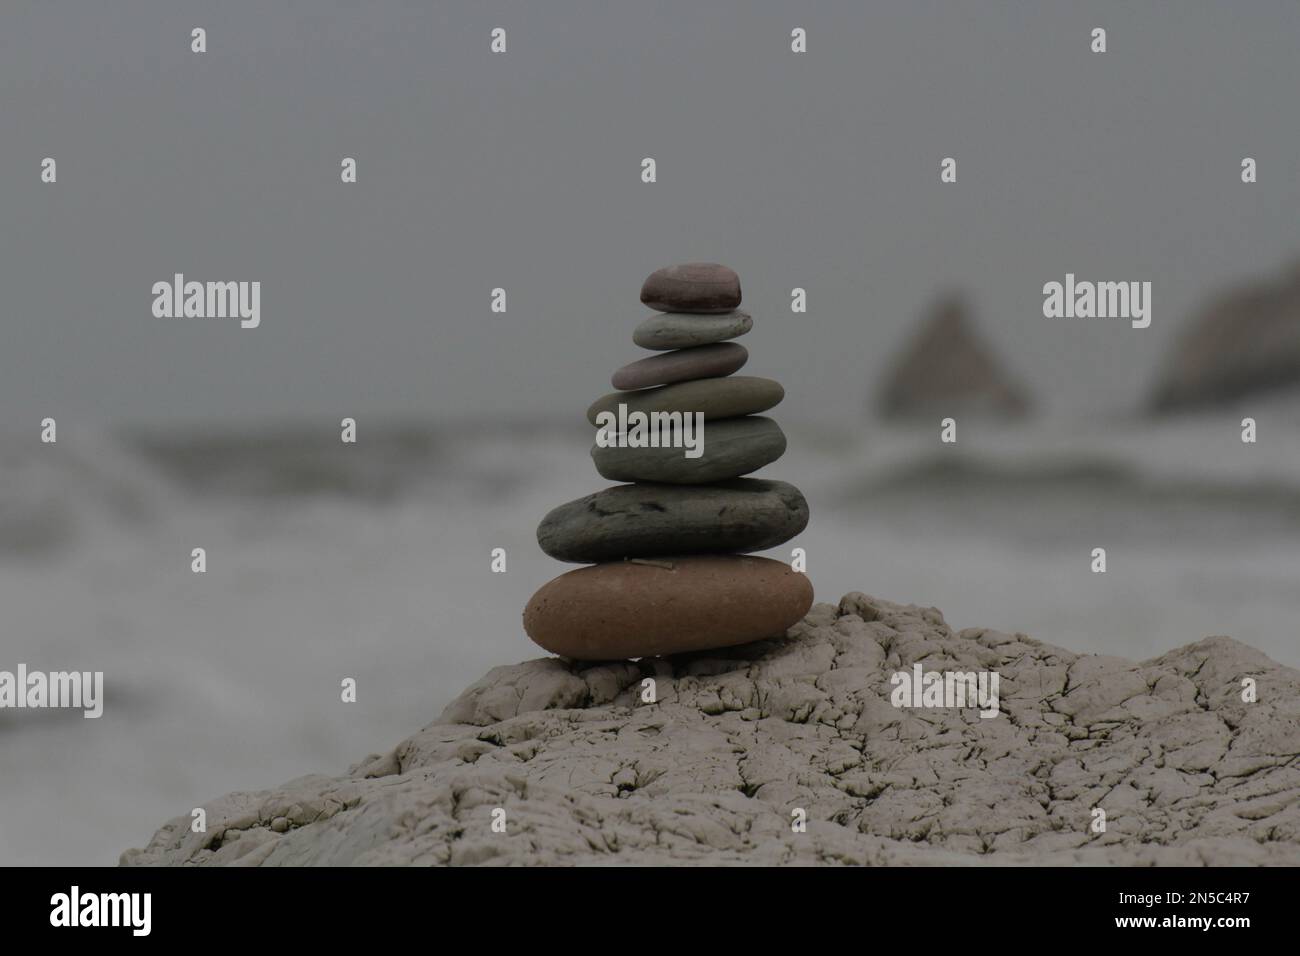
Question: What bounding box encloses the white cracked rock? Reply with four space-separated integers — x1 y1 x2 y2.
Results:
121 594 1300 866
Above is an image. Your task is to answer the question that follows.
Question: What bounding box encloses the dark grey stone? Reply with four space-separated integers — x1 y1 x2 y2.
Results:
537 478 809 562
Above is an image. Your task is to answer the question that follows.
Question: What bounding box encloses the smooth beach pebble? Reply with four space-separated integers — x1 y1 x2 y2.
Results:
612 342 747 391
537 478 809 563
640 263 742 314
586 376 784 425
632 310 752 351
591 415 785 484
523 555 814 660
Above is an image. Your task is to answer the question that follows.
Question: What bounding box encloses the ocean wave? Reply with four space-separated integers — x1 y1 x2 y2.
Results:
4 414 1298 555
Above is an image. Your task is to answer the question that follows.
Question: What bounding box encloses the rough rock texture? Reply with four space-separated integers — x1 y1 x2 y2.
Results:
1151 260 1300 412
122 593 1300 866
877 295 1032 419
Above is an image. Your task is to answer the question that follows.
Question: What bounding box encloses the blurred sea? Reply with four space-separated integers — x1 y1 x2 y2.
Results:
2 409 1298 865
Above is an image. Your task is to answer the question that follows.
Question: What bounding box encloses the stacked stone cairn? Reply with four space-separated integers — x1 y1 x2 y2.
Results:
524 263 813 660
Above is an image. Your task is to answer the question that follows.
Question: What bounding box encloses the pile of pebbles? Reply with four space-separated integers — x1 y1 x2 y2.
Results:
524 263 813 660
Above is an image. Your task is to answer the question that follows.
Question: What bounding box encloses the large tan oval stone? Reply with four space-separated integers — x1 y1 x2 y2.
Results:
523 555 813 660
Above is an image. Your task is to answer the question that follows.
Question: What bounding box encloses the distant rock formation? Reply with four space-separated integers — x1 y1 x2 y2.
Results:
1152 261 1300 412
877 296 1031 419
122 593 1300 866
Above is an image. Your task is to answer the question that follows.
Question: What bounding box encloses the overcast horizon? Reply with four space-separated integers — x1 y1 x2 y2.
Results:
4 0 1300 430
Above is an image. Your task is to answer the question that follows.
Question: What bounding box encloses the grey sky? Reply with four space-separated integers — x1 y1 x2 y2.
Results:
4 0 1299 428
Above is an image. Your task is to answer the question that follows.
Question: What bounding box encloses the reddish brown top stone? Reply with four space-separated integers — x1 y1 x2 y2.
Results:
640 263 742 314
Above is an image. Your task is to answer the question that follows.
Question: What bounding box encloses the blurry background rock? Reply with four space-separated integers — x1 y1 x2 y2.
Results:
876 294 1032 420
1151 261 1300 413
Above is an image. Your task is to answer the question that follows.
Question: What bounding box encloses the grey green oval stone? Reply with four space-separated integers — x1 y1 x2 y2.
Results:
590 415 785 484
632 310 752 351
